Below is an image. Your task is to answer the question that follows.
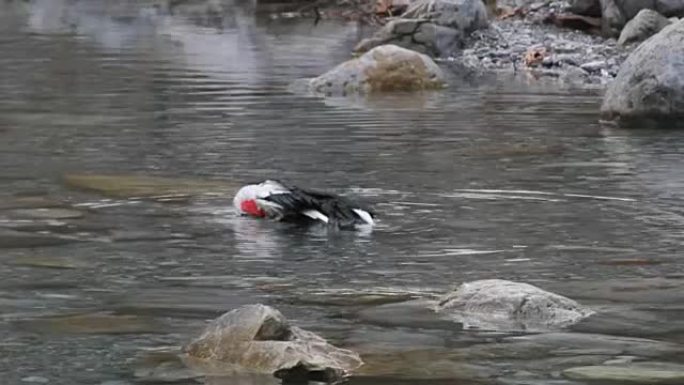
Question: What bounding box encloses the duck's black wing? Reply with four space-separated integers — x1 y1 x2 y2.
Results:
261 185 374 227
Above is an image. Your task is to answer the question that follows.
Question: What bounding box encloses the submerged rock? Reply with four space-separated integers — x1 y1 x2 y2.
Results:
0 229 76 248
310 45 445 95
183 304 362 381
563 362 684 383
618 9 672 46
355 0 488 57
15 312 165 334
435 279 594 330
601 19 684 126
7 208 84 220
63 174 238 200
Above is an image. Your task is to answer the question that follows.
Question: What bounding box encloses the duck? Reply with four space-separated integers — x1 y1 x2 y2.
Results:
233 180 375 228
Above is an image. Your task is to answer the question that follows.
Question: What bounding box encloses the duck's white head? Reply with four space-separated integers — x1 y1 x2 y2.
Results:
233 180 288 217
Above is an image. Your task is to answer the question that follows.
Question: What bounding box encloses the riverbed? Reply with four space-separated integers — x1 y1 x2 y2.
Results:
1 1 684 384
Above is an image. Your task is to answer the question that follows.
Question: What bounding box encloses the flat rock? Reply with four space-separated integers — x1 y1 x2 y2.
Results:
436 279 594 331
601 19 684 125
183 304 362 382
63 174 238 200
618 9 672 46
563 362 684 383
310 45 445 95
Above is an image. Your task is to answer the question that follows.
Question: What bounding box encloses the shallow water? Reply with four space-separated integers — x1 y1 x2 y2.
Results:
2 1 684 384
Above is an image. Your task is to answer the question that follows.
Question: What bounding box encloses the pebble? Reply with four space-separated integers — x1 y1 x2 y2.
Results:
580 60 607 72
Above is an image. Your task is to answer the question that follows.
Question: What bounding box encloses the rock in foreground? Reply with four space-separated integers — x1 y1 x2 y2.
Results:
310 45 445 95
435 279 594 330
183 304 362 381
355 0 488 57
601 19 684 126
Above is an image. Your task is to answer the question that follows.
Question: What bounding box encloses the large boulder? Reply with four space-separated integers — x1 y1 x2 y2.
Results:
183 304 362 381
568 0 684 35
618 9 672 45
435 279 594 331
309 45 445 95
601 19 684 125
354 0 488 57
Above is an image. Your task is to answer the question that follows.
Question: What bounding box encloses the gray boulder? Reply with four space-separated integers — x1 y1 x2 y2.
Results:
568 0 684 35
435 279 594 331
618 9 672 45
354 0 488 57
183 304 362 381
601 19 684 125
310 44 445 95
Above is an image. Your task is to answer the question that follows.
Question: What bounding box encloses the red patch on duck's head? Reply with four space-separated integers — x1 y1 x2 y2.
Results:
240 199 265 218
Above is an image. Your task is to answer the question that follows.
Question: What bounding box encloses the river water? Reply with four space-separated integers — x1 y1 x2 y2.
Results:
1 1 684 384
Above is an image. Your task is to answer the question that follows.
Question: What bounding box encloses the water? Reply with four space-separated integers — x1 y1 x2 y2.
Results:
2 1 684 384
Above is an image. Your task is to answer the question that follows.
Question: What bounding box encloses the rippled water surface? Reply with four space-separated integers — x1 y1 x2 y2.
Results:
2 1 684 384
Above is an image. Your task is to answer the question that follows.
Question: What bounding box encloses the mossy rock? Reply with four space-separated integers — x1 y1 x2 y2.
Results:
310 45 446 95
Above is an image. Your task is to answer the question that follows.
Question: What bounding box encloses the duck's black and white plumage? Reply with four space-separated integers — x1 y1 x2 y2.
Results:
233 180 374 228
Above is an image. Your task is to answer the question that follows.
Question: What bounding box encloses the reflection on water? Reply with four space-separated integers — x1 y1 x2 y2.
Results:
2 0 684 384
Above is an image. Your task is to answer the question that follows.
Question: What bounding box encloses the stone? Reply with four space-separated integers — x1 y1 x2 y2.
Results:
601 19 684 126
563 362 684 383
618 9 672 45
401 0 489 30
581 59 607 72
435 279 594 330
569 0 602 16
354 0 488 57
571 0 684 35
183 304 362 382
63 174 238 200
310 45 445 95
601 0 628 36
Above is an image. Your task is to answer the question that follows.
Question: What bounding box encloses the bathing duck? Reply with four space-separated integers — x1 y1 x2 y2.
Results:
233 180 374 228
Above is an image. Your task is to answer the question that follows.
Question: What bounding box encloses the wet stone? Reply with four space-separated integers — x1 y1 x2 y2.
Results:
183 304 363 380
436 279 594 331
